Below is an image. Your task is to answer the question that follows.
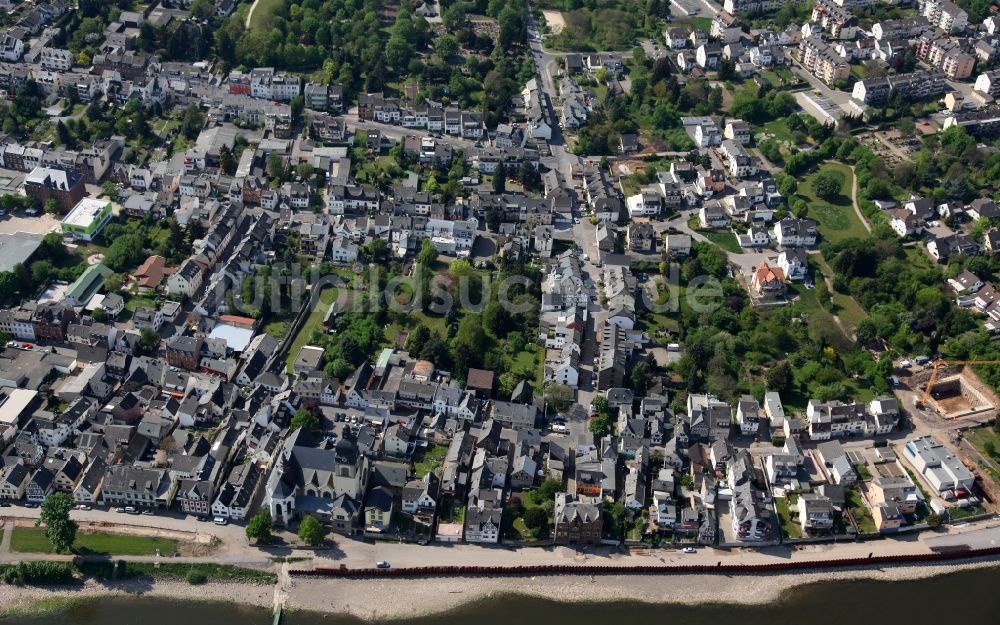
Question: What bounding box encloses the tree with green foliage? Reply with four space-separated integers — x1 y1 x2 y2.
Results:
493 161 506 194
181 103 204 140
190 0 215 20
811 170 844 200
592 396 609 414
538 478 563 500
267 153 285 183
544 382 573 413
104 234 145 273
589 412 611 437
298 515 326 546
523 506 549 531
245 510 272 543
137 326 161 356
219 144 236 176
291 408 321 432
43 198 61 214
451 314 488 377
37 492 77 553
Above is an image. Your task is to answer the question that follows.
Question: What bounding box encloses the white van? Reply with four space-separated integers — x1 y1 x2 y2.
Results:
213 516 228 526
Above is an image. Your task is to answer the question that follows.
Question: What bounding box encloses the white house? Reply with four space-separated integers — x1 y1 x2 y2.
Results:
777 248 808 282
166 259 203 299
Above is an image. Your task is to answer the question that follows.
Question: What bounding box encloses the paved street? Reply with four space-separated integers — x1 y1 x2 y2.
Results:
527 14 581 183
2 497 998 571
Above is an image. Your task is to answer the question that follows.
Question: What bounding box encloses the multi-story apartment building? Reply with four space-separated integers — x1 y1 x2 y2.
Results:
724 0 803 13
922 0 968 32
798 37 850 84
852 70 946 107
811 0 857 40
39 47 72 71
917 35 974 80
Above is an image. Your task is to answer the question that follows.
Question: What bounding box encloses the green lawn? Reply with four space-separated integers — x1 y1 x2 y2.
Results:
966 427 1000 487
762 118 795 143
948 504 988 521
846 489 876 534
383 310 449 347
698 229 742 254
247 0 285 31
413 444 448 478
124 295 157 312
789 283 854 354
11 528 178 556
798 162 868 244
264 320 290 338
759 68 803 89
691 17 713 31
509 348 537 374
285 286 337 373
775 495 802 538
507 487 554 541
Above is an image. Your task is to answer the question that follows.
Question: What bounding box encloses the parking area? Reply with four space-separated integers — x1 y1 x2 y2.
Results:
0 211 61 236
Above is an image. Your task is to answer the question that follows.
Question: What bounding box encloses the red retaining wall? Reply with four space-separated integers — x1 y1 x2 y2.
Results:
288 546 1000 578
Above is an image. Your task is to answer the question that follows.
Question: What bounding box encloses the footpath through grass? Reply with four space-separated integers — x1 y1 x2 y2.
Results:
812 254 868 333
247 0 284 31
11 528 178 556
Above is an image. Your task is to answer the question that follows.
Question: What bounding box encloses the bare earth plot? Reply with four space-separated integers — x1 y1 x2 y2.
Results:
542 10 565 34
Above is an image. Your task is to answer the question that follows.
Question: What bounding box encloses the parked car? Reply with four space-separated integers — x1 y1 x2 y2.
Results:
213 516 228 526
682 547 697 554
124 506 138 515
141 509 155 516
376 560 391 569
75 504 92 511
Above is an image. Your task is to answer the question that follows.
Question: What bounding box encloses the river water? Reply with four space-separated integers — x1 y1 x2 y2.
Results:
5 567 1000 625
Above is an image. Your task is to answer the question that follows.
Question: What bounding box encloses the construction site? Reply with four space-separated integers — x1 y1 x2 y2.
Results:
913 362 999 421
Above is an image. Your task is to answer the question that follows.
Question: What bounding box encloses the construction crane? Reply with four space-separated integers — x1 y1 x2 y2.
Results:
916 359 1000 408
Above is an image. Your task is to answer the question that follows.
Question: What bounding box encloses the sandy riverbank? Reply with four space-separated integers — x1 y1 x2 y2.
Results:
285 558 1000 620
0 578 275 619
2 559 999 621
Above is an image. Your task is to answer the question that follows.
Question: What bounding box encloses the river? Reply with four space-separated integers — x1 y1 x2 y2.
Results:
4 567 1000 624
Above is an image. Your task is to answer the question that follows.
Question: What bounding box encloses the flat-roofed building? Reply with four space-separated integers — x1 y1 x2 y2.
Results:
61 198 112 241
